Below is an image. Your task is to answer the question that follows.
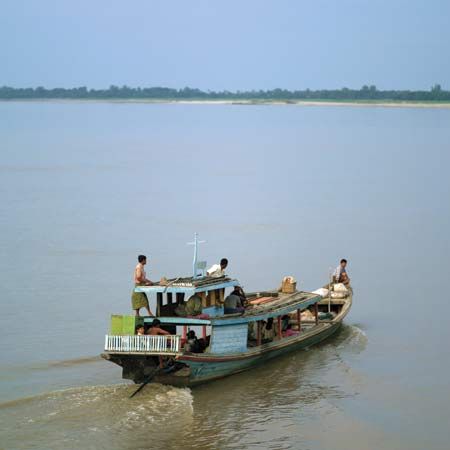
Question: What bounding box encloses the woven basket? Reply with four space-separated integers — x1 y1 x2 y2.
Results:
281 277 297 293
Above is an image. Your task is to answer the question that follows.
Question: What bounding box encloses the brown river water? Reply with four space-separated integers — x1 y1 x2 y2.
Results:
1 325 367 450
1 102 449 449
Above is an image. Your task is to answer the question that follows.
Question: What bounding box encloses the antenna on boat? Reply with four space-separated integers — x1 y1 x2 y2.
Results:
187 233 206 278
328 267 333 313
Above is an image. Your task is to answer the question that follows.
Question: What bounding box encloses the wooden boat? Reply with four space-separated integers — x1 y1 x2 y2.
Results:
101 236 352 387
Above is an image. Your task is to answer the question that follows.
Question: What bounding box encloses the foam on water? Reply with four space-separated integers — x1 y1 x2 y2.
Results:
0 324 368 450
0 383 194 450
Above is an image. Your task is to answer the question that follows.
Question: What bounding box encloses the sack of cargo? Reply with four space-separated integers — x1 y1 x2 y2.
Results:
185 294 203 316
331 291 346 299
312 288 329 297
301 309 314 320
280 276 297 294
333 283 348 293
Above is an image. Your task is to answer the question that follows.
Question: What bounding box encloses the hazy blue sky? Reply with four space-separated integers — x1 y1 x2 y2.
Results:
1 0 449 90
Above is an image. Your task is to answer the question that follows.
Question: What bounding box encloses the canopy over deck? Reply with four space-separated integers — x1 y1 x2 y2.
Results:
210 291 321 325
142 290 322 325
135 275 240 296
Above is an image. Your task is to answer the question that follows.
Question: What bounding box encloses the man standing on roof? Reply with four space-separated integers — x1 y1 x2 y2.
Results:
207 258 228 277
131 254 154 317
333 258 350 286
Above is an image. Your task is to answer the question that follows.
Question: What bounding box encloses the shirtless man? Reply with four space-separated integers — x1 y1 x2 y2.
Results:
131 254 154 317
146 319 170 336
147 319 170 368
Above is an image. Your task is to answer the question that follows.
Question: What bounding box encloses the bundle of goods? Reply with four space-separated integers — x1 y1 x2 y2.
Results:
279 276 297 294
331 283 348 298
301 309 315 320
312 287 329 297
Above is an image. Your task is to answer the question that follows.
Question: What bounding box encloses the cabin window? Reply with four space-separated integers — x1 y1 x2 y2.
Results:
246 312 306 348
158 292 185 317
205 288 225 307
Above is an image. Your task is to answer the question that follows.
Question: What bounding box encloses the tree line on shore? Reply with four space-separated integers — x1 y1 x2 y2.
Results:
0 84 449 101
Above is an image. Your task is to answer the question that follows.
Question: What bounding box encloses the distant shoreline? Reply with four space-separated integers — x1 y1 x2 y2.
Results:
2 98 450 108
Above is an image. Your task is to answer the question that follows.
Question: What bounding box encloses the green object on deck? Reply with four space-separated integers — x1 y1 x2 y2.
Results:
110 315 143 335
110 315 123 335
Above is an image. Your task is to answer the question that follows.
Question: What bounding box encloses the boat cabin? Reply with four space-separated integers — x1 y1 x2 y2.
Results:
136 274 239 318
104 274 325 357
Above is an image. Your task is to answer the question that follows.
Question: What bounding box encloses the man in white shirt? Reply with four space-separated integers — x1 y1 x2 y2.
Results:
207 258 228 277
333 258 350 286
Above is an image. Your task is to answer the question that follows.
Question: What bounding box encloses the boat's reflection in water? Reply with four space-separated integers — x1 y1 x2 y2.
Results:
0 325 367 450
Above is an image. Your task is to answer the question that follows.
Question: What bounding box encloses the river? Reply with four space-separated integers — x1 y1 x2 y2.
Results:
0 101 449 449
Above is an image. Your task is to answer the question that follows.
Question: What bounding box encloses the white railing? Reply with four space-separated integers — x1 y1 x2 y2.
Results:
104 334 181 354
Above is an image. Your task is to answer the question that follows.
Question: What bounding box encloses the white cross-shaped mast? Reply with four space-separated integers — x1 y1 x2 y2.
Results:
187 232 206 278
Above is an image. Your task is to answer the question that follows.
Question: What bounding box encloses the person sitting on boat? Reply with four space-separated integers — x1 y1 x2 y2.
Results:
281 315 290 332
231 285 247 307
283 323 299 337
146 319 170 336
207 258 228 277
146 319 170 368
333 259 350 286
185 330 202 353
135 324 145 336
262 318 275 342
174 293 203 317
224 293 245 314
131 254 154 317
186 293 203 316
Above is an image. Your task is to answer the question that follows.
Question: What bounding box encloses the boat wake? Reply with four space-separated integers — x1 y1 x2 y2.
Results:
332 323 368 354
2 355 103 376
46 355 103 368
0 383 194 450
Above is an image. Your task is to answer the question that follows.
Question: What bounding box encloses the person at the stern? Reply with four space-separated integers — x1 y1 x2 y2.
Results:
131 254 154 317
333 258 350 286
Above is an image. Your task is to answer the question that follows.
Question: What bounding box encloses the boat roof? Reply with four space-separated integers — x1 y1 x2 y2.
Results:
143 290 321 326
135 275 240 296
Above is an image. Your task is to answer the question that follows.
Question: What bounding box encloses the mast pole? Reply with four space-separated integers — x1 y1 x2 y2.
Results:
328 267 332 313
187 233 206 278
192 233 198 278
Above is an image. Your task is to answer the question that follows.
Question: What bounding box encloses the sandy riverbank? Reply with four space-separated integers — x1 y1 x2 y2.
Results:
1 98 450 108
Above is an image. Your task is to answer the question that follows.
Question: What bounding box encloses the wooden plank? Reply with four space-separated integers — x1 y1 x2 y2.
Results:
277 316 282 339
257 321 262 346
157 293 163 316
144 317 211 325
209 290 217 306
199 291 207 307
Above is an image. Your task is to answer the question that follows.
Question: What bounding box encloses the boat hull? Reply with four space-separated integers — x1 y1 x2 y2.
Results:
103 320 343 387
176 321 342 386
102 292 352 387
